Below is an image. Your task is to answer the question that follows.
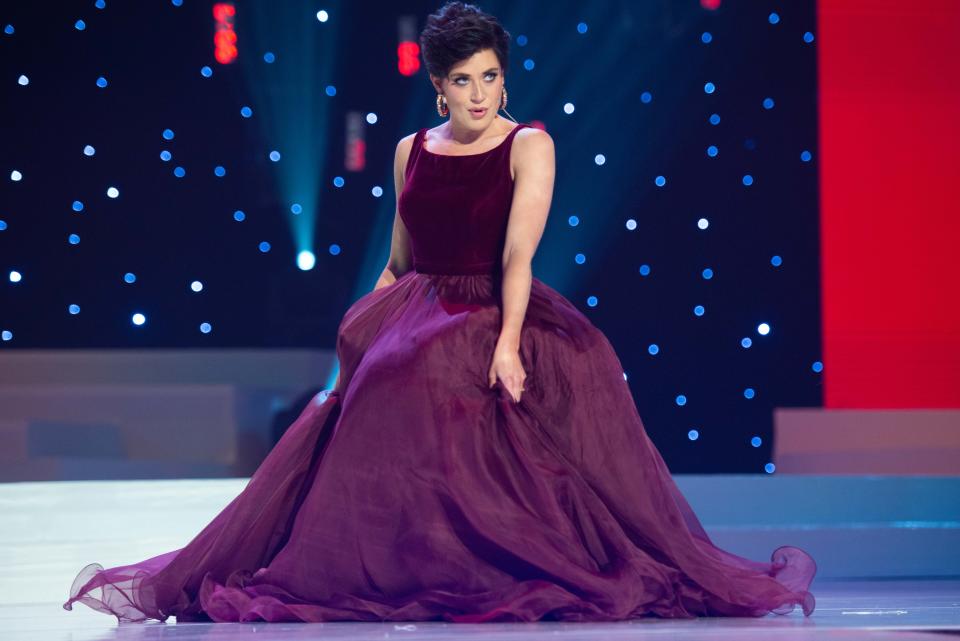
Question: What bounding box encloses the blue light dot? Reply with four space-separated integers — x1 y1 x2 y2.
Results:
131 313 146 326
95 0 105 8
676 395 687 406
162 128 174 140
576 22 587 34
763 97 775 109
325 85 336 96
69 304 80 315
523 59 535 71
803 31 815 43
214 165 226 177
517 34 528 45
771 255 783 266
96 76 108 88
626 218 637 231
1 330 12 341
9 271 21 283
709 113 720 125
594 154 606 165
707 145 718 157
655 175 666 187
640 91 652 103
4 24 14 35
68 233 80 245
688 429 699 441
769 12 780 24
190 280 203 292
258 241 271 253
160 150 172 161
702 268 713 279
742 174 754 186
173 166 186 177
72 200 84 212
372 186 383 197
757 322 771 335
648 343 659 355
800 150 812 162
83 145 95 156
744 387 756 399
124 273 136 283
701 31 712 44
0 220 6 231
200 322 212 334
741 337 752 348
586 295 598 307
75 20 86 31
751 436 762 448
639 264 651 276
568 215 579 227
812 361 824 373
333 176 345 188
329 243 341 255
233 210 245 222
291 203 302 214
694 305 705 316
200 66 213 78
704 82 715 94
263 52 275 63
765 462 776 474
171 0 183 6
269 150 281 162
240 106 253 118
574 253 586 265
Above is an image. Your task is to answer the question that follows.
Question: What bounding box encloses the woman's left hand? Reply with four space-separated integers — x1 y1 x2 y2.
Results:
488 343 526 403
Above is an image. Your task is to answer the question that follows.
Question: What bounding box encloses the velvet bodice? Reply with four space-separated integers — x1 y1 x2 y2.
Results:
398 122 529 275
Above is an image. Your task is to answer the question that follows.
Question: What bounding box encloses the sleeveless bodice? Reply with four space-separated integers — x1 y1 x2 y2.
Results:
398 122 529 275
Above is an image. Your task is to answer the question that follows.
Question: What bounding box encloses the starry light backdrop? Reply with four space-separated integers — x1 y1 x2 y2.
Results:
0 0 820 473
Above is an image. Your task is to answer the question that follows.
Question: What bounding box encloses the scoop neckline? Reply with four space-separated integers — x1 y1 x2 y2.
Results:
420 122 523 158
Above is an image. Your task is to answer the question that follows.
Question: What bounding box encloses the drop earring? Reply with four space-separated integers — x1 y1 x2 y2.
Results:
436 93 448 117
500 86 507 110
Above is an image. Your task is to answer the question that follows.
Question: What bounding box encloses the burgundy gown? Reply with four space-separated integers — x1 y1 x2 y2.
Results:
63 122 817 623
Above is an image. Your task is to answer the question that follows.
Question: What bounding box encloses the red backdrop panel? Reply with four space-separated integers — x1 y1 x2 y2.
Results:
818 0 960 408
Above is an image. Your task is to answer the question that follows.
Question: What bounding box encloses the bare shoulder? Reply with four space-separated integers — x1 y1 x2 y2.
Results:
394 131 419 181
510 126 555 178
396 131 417 158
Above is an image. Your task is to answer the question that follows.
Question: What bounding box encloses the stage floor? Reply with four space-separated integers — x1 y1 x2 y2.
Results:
2 479 957 639
2 578 958 640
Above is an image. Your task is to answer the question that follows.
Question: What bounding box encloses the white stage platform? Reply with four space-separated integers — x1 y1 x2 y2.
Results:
0 477 957 639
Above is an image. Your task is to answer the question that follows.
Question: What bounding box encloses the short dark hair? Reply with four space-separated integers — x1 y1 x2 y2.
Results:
419 2 511 82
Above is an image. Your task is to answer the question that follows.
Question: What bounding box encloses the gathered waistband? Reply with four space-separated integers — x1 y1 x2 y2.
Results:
413 260 499 276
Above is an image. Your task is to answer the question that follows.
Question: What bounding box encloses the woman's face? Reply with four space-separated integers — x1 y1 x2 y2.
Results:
434 48 503 130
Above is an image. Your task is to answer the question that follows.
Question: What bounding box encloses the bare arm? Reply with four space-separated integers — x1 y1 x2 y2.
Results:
374 134 415 290
336 135 415 391
496 128 556 351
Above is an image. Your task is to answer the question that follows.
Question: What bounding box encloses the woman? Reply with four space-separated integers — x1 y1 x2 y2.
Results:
63 1 816 622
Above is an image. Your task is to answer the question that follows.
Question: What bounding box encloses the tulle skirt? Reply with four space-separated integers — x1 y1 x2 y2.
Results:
63 269 816 622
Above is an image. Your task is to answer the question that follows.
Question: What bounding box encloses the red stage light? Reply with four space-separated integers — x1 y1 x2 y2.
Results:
213 3 237 64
